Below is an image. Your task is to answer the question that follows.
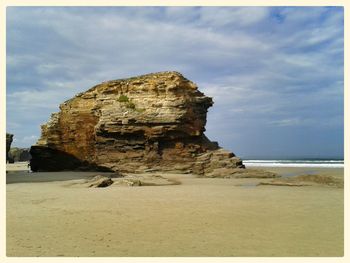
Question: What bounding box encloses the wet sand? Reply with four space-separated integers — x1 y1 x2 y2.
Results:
6 165 343 257
256 166 344 178
6 171 119 184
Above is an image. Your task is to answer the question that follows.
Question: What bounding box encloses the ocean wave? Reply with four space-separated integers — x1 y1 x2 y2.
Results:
243 160 344 168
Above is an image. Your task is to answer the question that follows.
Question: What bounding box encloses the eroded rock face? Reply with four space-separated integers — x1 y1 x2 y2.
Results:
30 72 246 176
6 133 13 163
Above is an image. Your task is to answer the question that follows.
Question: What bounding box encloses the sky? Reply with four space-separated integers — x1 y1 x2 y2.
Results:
6 6 344 159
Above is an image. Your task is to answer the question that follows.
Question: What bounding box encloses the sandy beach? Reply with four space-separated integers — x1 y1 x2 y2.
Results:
6 163 343 257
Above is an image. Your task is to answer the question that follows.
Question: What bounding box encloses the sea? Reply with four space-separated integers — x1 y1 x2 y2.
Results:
242 159 344 168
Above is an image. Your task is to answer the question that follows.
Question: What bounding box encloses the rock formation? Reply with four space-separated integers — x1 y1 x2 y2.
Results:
6 133 13 163
30 71 275 178
8 148 31 162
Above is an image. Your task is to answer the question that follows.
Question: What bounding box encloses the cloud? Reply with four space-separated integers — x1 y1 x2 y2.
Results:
7 89 69 110
6 7 344 157
269 118 306 127
198 7 270 27
13 135 39 147
200 7 269 27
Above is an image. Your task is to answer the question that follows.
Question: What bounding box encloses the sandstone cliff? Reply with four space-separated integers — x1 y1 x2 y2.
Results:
30 72 272 178
6 133 13 163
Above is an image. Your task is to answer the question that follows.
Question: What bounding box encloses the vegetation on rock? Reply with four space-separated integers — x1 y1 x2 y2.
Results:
117 95 129 103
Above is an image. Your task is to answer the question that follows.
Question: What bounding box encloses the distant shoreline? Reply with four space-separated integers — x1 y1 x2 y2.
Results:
6 162 344 185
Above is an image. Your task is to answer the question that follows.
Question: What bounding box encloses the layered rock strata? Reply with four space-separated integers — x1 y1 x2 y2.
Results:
30 71 274 178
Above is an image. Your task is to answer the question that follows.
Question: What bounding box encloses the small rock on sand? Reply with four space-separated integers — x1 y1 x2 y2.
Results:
87 175 113 188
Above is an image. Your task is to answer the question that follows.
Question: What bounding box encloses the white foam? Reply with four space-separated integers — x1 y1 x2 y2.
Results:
243 160 344 168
